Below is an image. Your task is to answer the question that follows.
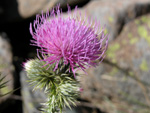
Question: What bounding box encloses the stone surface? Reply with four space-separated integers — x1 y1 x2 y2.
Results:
20 71 46 113
58 0 89 8
17 0 88 18
0 32 14 103
17 0 58 18
81 0 150 41
79 14 150 113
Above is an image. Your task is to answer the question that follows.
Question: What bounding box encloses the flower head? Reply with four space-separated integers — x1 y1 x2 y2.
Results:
30 5 108 75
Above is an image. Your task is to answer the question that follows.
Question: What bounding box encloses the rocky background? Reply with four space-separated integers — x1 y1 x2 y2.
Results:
0 0 150 113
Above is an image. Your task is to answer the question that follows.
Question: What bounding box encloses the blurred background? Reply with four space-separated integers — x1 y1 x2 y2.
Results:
0 0 150 113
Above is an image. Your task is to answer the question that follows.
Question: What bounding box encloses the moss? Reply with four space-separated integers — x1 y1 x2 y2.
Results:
107 53 115 59
138 26 150 46
140 59 148 71
112 59 117 63
135 20 140 25
107 43 120 59
145 36 150 46
129 71 134 76
0 64 7 69
128 33 133 39
129 37 138 44
109 43 120 52
138 26 148 38
141 16 148 23
122 40 127 45
108 16 114 23
28 102 34 108
140 16 150 28
148 22 150 28
110 67 118 76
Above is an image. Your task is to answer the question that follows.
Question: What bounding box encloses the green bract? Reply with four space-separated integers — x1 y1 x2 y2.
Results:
25 59 80 113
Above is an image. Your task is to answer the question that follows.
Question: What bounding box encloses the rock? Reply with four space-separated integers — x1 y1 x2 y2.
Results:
20 71 46 113
79 14 150 113
0 32 14 103
58 0 89 8
17 0 58 18
81 0 150 41
17 0 88 18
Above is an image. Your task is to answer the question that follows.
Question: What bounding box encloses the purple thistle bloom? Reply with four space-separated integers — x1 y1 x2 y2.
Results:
29 5 108 76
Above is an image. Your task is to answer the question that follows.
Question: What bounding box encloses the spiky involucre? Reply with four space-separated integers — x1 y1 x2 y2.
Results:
29 5 108 75
24 59 80 113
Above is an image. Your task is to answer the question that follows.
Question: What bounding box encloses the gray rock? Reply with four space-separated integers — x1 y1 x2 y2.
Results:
17 0 58 18
79 14 150 113
17 0 88 18
20 71 46 113
0 32 14 103
58 0 89 8
81 0 150 41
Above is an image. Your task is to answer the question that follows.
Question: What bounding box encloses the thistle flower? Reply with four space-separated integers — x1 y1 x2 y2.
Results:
30 5 108 75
